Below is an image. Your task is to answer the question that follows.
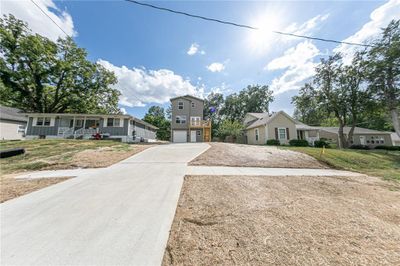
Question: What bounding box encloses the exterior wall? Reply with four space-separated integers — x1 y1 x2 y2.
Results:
99 118 128 136
26 117 59 136
246 125 266 145
0 119 26 140
266 114 297 145
171 97 204 130
320 130 393 147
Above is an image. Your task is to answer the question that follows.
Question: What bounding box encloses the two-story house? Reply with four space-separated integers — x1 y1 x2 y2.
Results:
170 95 211 143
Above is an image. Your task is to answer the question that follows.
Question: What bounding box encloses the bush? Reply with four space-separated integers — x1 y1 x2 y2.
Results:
314 140 331 148
266 139 280 146
349 144 370 150
289 139 309 147
375 145 400 151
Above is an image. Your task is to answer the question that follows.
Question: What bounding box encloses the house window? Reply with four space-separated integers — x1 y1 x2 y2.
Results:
107 118 121 127
191 116 201 126
255 128 259 141
278 128 286 140
178 101 184 110
36 117 51 126
191 102 195 108
175 115 186 124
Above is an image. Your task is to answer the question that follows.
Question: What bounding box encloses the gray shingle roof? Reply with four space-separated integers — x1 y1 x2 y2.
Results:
317 127 392 135
0 106 27 122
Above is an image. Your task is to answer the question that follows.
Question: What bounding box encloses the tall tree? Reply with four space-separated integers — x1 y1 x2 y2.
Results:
143 106 170 141
367 19 400 137
292 83 323 125
0 15 120 113
203 92 224 137
221 85 274 121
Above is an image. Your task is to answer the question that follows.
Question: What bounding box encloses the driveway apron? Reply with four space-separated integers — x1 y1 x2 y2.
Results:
1 143 209 266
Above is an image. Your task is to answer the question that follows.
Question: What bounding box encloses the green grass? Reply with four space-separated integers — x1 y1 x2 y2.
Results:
0 139 133 175
281 146 400 181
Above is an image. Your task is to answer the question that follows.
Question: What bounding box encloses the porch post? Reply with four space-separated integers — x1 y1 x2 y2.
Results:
83 116 87 129
72 116 76 139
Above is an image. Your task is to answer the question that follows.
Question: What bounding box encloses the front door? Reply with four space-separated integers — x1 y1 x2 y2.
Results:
359 136 366 145
190 130 197 142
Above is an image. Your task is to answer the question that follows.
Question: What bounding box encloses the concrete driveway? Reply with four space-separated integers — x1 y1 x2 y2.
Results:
1 143 210 266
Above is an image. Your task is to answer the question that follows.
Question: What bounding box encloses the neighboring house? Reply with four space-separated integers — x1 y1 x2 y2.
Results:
170 95 211 143
318 127 394 148
24 113 158 142
0 105 28 140
244 111 320 145
391 133 400 146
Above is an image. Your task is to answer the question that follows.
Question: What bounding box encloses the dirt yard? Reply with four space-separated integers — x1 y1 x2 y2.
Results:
190 143 326 168
1 176 71 203
163 175 400 265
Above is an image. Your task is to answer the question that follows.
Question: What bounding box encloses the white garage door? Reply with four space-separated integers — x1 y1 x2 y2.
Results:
173 130 187 143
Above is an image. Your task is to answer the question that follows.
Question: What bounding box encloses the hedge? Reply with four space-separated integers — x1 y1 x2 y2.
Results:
289 139 309 147
266 139 280 146
314 140 331 148
374 145 400 151
349 144 370 150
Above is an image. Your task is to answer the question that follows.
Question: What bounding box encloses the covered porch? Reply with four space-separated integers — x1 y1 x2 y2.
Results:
296 124 320 145
57 115 102 139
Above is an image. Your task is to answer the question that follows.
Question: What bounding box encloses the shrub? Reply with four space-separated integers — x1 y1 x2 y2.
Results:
375 145 400 151
314 140 331 148
349 144 370 150
266 139 280 146
289 139 309 147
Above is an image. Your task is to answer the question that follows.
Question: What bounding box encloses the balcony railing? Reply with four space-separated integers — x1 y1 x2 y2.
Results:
190 120 211 128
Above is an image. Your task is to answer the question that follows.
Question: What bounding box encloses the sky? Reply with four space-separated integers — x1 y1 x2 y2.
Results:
2 0 400 118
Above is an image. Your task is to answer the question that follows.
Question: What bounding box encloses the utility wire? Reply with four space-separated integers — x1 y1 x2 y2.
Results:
30 0 70 37
125 0 373 48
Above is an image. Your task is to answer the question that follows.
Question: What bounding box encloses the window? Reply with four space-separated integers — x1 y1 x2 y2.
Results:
175 115 186 124
178 101 184 110
36 117 51 126
278 128 287 140
75 119 83 127
107 118 121 127
255 128 259 141
191 116 201 126
191 102 195 108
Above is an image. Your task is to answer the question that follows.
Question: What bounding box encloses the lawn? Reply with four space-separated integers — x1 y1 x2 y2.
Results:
281 146 400 181
0 139 153 176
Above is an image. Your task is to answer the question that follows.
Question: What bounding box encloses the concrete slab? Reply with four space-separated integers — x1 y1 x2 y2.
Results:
1 143 210 266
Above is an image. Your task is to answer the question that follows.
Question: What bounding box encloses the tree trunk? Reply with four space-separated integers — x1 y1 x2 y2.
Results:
390 108 400 138
347 124 355 147
338 125 347 149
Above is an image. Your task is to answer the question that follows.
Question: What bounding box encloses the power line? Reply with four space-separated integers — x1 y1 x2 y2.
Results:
30 0 70 37
125 0 373 48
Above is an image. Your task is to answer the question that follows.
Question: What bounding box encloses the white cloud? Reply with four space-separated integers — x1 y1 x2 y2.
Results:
98 59 204 107
207 62 225 72
1 0 76 41
284 14 330 39
266 41 320 94
187 43 205 56
334 0 400 63
120 107 127 114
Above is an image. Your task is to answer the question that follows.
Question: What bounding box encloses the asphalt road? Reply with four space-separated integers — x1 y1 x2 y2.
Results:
1 143 210 266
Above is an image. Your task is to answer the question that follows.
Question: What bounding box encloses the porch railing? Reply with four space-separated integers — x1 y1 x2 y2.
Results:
190 120 211 128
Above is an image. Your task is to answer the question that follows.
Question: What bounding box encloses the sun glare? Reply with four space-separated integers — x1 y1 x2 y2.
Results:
246 9 286 54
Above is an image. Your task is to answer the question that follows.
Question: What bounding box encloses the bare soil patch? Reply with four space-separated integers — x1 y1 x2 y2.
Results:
190 143 326 168
163 175 400 265
1 176 71 203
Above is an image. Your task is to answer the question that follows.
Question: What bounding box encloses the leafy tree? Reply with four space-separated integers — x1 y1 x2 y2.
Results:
203 92 224 137
216 119 244 141
221 85 274 121
0 14 120 113
143 106 170 141
292 83 324 125
367 19 400 137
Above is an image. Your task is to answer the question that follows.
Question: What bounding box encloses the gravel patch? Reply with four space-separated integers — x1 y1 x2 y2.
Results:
163 175 400 265
189 143 326 168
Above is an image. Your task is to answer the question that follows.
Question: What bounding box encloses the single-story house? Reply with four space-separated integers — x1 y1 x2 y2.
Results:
24 113 158 142
244 111 320 145
0 105 28 140
318 127 394 148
